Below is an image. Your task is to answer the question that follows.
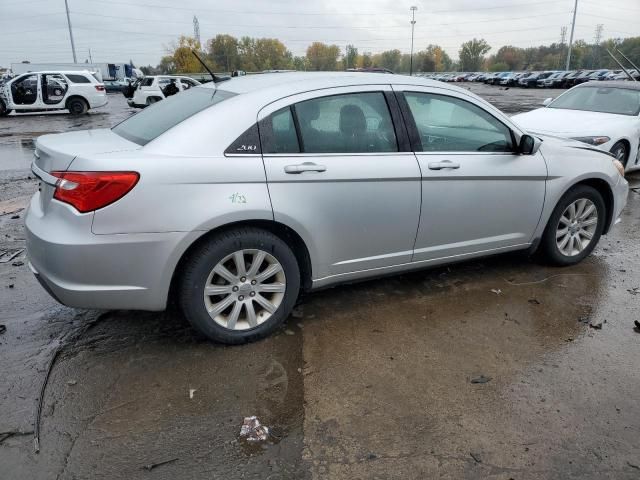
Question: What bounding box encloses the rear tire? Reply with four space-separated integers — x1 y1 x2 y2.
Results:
0 99 9 116
67 97 88 115
538 185 605 266
146 96 160 106
178 228 300 344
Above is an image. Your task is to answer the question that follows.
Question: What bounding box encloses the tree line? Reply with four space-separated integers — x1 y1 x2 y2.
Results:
139 34 640 75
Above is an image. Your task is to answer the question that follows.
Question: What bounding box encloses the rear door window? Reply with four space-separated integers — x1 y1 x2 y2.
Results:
261 107 300 154
293 92 397 153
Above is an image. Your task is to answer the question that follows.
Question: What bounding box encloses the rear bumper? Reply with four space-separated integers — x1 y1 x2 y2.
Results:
25 196 194 311
89 95 108 108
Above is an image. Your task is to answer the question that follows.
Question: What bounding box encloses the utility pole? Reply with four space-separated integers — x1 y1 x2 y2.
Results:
559 26 567 68
88 48 93 63
193 16 201 46
64 0 77 63
565 0 578 70
409 6 417 75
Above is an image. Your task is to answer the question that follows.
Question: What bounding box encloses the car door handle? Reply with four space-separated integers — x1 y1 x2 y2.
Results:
428 160 460 170
284 162 327 174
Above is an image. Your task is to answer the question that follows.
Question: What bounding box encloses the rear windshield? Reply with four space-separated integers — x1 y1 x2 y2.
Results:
113 87 236 146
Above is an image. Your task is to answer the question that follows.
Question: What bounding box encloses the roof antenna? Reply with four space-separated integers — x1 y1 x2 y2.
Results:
191 50 228 84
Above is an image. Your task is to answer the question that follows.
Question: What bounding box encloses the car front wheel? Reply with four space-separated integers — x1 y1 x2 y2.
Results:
609 141 629 169
538 185 605 266
178 228 300 344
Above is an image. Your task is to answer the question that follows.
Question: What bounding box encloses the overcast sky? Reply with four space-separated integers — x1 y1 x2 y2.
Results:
1 0 638 68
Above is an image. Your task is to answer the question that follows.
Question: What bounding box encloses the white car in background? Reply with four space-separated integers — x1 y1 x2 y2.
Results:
512 82 640 171
0 70 107 116
127 75 201 108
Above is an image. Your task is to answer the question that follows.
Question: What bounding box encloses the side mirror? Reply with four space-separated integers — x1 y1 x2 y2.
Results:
519 134 540 155
542 97 553 106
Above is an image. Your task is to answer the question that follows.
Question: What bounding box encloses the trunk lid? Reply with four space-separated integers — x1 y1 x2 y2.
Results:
32 128 140 212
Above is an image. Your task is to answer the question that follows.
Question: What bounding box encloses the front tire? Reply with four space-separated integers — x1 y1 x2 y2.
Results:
538 185 605 266
178 228 300 344
609 141 629 169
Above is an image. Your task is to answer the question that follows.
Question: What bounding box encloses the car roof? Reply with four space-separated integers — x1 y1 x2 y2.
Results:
576 81 640 91
208 71 465 96
16 71 95 75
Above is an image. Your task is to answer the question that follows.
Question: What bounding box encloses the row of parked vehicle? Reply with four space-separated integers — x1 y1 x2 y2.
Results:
422 69 640 88
0 71 203 116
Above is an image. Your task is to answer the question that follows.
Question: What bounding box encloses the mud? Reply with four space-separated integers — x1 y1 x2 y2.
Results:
1 86 639 479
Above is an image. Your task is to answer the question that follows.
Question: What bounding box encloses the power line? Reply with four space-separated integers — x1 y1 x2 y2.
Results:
67 9 572 29
79 0 564 16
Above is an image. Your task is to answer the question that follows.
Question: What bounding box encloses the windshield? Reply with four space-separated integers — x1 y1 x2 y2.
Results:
548 86 640 116
113 87 236 145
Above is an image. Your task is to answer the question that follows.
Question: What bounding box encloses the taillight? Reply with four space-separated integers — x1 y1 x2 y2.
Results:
51 171 139 213
95 85 105 91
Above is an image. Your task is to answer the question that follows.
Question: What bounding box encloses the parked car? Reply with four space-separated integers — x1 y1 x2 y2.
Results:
26 72 628 344
0 70 107 116
127 75 201 108
520 71 554 88
543 71 573 88
570 70 596 87
538 71 563 87
512 81 640 171
499 72 524 86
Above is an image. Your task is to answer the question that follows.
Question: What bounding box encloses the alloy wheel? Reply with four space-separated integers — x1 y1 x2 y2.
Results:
203 249 286 330
556 198 598 257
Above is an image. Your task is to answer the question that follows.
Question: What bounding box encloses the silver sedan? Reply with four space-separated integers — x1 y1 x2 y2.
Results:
25 72 628 343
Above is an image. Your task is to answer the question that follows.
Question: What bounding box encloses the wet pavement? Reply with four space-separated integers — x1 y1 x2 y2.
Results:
1 85 640 479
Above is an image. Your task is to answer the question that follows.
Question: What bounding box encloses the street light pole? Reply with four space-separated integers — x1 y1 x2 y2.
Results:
64 0 78 63
409 6 417 76
565 0 578 71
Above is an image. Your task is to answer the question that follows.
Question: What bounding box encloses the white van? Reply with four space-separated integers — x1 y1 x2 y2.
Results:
0 70 107 116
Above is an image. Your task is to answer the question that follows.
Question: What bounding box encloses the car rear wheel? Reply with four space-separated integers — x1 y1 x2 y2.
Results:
538 185 605 266
178 228 300 344
146 96 160 106
0 99 9 116
609 141 629 169
67 98 88 115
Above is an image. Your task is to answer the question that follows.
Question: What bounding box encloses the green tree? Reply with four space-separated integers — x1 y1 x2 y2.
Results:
207 34 240 72
373 49 402 71
459 38 491 71
306 42 341 70
359 52 373 68
158 55 176 74
292 56 307 71
253 38 293 70
169 36 205 73
345 44 359 70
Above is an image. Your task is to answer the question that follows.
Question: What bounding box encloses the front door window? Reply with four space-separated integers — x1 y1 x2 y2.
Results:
11 74 38 105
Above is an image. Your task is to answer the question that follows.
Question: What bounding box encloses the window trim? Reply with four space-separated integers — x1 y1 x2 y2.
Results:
261 89 409 156
396 90 518 155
